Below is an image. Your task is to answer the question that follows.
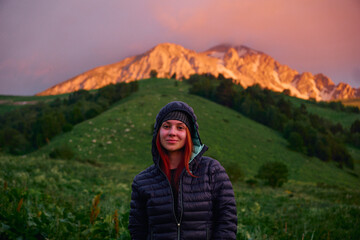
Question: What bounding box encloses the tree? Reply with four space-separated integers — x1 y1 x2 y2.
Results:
350 119 360 134
68 89 91 105
188 74 216 99
150 69 158 78
215 78 236 107
277 98 292 118
0 127 31 155
283 89 291 96
288 131 305 153
256 162 289 188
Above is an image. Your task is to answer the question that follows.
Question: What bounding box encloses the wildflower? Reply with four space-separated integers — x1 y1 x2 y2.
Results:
285 190 293 195
16 198 24 212
113 210 119 236
90 194 101 224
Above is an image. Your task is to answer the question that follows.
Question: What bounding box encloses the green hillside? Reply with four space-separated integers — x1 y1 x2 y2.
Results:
0 94 69 115
31 78 360 185
286 95 360 128
1 78 359 239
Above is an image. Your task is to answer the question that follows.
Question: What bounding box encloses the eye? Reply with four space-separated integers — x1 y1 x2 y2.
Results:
177 125 185 130
162 124 169 129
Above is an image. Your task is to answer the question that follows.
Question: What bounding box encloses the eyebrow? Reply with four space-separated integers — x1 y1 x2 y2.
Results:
163 121 186 126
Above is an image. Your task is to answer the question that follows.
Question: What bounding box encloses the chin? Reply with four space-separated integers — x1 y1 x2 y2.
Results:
165 145 183 152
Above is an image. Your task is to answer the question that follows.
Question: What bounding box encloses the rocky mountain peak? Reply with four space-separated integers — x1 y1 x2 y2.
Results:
147 42 190 56
314 74 335 91
36 42 360 101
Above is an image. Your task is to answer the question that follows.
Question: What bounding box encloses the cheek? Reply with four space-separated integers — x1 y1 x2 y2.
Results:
159 129 167 142
179 132 187 143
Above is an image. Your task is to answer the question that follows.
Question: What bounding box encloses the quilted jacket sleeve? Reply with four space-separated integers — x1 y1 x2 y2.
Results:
128 179 148 240
210 160 237 239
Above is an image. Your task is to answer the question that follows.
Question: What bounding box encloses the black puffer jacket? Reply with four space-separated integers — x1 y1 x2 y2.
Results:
129 101 237 240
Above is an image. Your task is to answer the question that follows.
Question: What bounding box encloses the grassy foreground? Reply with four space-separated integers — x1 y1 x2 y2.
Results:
1 78 360 239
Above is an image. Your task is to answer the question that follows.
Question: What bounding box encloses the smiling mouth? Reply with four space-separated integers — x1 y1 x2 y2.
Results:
166 139 178 143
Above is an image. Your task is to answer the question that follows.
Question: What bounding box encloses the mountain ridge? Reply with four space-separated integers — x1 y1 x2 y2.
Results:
36 43 360 101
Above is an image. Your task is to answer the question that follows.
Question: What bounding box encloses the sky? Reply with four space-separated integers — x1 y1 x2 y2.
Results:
1 0 360 95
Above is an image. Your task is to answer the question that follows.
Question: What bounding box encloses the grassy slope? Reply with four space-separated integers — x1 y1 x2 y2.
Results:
1 78 360 239
32 78 360 188
286 95 360 128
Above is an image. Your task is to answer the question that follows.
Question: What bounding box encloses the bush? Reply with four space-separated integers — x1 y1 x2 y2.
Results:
49 144 75 160
223 162 244 183
62 123 73 132
256 162 289 188
245 178 258 187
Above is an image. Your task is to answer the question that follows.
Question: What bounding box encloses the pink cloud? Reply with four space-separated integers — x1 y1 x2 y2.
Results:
148 0 360 86
1 0 359 94
150 0 360 52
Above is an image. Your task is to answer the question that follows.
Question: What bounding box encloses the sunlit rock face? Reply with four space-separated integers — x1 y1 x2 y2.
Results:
37 43 360 101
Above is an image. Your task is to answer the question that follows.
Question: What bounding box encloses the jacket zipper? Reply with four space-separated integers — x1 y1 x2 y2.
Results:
178 175 184 240
159 166 184 240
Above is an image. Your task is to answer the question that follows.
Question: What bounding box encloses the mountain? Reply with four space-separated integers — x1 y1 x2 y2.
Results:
36 43 360 101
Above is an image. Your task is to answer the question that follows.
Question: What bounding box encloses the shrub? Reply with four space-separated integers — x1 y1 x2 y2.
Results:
62 123 73 132
223 161 244 183
245 178 258 187
49 144 75 160
256 161 289 188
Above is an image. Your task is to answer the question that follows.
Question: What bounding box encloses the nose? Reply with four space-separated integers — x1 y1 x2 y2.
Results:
168 126 176 136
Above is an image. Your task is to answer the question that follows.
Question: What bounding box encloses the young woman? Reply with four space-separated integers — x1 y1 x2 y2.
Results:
129 101 237 239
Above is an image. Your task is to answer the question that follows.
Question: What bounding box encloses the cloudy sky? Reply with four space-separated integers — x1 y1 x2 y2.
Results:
1 0 359 95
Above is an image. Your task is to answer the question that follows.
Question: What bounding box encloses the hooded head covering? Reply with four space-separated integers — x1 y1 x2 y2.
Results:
161 111 193 135
152 101 205 165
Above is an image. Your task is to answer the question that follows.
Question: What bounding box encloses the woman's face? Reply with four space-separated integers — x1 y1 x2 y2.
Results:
159 120 187 152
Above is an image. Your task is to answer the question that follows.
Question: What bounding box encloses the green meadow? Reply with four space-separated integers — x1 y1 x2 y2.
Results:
1 78 360 239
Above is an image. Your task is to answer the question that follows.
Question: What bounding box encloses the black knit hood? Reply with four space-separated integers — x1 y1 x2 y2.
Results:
151 101 206 165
